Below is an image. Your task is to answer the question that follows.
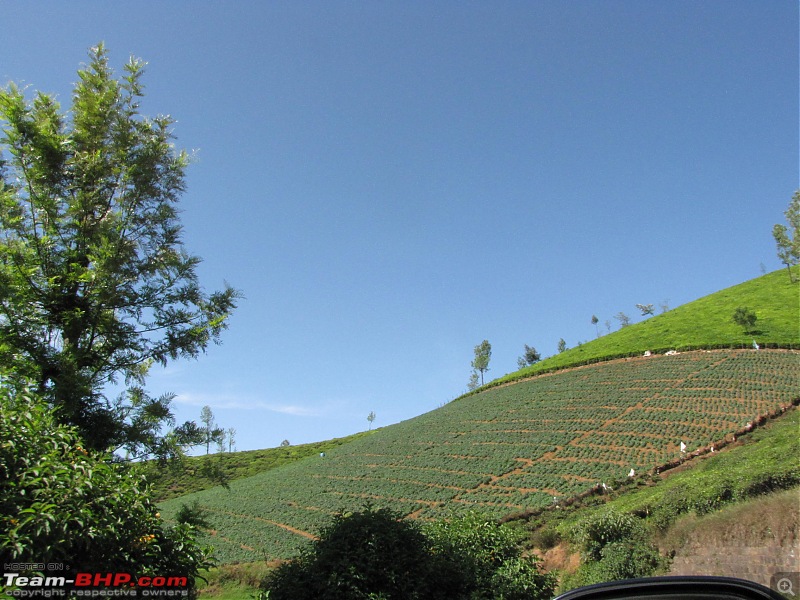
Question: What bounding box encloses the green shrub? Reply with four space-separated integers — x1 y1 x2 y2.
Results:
262 506 460 600
530 526 561 550
577 540 663 585
570 509 663 586
261 508 555 600
425 511 555 600
0 388 213 596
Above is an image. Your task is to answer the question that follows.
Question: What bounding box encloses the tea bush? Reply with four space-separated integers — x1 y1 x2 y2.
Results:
570 509 663 586
425 511 555 600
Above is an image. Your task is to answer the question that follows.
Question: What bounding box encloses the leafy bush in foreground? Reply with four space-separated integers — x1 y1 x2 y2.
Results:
568 509 663 587
425 511 556 600
261 506 456 599
0 388 213 596
261 507 555 600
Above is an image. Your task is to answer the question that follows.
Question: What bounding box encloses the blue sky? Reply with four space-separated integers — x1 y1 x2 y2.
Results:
2 2 797 452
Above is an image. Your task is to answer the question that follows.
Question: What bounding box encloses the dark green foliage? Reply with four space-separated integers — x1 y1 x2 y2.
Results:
261 508 555 600
262 507 459 600
0 387 213 595
517 344 541 369
0 45 239 456
529 526 561 551
570 509 662 586
732 306 758 333
425 512 556 600
575 509 643 562
175 500 211 530
578 540 663 584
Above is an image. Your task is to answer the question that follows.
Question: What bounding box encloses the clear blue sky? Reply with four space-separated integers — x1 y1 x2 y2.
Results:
2 2 797 452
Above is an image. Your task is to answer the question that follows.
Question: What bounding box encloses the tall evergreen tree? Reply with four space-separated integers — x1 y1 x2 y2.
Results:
0 45 239 456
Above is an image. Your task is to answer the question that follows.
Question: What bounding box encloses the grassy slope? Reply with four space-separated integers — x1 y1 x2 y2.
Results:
143 431 376 502
488 269 799 391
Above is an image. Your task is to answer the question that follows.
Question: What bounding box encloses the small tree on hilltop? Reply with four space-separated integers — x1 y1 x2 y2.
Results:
471 340 492 385
635 304 655 317
615 312 631 328
773 190 800 282
557 338 567 353
367 411 376 430
732 306 758 334
517 344 541 369
591 315 600 337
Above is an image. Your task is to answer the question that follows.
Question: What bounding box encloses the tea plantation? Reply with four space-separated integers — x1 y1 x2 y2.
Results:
160 349 799 563
159 270 799 564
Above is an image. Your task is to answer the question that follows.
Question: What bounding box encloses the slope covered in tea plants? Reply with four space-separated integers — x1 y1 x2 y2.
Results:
143 431 375 502
160 349 799 564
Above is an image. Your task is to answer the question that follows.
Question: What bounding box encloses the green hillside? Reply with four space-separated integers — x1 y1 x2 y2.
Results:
490 269 799 390
513 407 800 591
161 350 798 563
510 406 800 541
159 271 799 565
143 431 376 502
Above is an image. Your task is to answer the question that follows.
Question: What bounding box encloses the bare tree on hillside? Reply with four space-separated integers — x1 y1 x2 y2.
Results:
200 405 225 455
467 370 480 391
635 304 655 317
